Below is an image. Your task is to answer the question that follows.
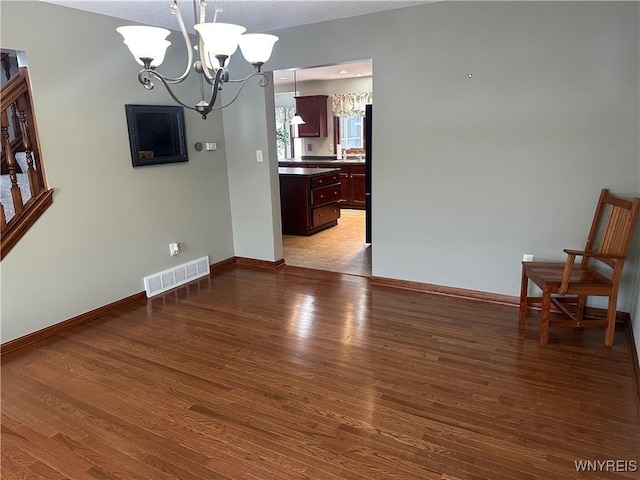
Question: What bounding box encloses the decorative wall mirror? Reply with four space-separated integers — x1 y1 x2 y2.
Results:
125 104 188 167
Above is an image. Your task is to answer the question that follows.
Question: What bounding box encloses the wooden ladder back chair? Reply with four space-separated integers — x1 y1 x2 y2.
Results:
519 189 640 346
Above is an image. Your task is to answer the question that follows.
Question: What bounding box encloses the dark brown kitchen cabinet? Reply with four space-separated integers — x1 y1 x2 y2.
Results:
336 164 366 208
279 167 341 236
294 95 328 137
279 160 366 209
348 164 366 208
339 168 350 204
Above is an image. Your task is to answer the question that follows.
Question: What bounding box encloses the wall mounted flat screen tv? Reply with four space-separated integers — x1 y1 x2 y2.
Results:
125 104 188 167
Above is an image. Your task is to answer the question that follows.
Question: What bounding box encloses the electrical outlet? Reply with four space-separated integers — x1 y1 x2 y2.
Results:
522 254 534 262
170 242 180 256
307 143 312 152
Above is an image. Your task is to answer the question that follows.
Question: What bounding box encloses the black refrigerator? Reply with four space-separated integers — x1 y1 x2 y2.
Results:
365 104 372 244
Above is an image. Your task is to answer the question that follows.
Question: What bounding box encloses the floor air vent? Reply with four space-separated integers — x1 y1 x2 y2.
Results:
143 256 210 297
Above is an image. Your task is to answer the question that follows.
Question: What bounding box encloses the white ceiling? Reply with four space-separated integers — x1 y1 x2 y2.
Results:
42 0 433 34
273 60 372 87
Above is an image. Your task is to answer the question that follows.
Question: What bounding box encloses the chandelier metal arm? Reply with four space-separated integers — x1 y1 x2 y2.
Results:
196 2 221 85
212 72 269 110
198 36 216 83
226 72 269 87
201 67 227 116
133 4 194 86
151 1 193 84
171 1 195 81
140 69 201 112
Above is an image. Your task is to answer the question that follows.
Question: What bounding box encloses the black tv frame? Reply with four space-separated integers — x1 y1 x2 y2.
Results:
125 104 188 167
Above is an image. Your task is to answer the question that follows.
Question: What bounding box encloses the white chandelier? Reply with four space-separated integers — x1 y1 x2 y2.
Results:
117 0 279 119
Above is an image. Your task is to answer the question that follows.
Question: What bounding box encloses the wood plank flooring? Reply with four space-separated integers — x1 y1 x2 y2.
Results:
2 265 639 479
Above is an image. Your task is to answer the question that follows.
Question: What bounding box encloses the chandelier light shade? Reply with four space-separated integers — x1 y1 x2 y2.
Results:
117 0 278 119
239 34 280 65
193 23 246 58
117 26 172 67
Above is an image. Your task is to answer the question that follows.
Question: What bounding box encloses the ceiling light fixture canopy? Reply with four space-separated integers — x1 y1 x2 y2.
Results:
117 0 278 119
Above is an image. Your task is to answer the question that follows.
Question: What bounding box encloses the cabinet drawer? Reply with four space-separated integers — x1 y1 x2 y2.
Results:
311 184 340 206
349 164 366 175
311 172 340 188
312 203 340 227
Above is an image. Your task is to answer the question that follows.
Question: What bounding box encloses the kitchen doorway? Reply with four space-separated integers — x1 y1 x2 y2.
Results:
274 60 372 277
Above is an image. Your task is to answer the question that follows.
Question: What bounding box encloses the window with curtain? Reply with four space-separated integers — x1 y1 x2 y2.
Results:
332 92 372 151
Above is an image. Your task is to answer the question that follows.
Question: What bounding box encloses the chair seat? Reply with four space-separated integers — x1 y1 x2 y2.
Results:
523 262 612 295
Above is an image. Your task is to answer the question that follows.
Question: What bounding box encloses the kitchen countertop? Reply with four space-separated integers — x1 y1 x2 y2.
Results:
279 158 365 164
278 167 341 176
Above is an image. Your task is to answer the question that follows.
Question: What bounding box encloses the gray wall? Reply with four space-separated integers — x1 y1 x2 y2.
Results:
231 1 639 305
222 0 640 368
223 71 283 262
0 2 235 343
1 2 639 355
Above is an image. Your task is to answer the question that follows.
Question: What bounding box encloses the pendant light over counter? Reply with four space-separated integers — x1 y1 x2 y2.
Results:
290 69 305 126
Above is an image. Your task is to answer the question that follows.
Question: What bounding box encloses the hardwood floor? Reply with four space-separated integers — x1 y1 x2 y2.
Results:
2 265 639 479
283 209 371 277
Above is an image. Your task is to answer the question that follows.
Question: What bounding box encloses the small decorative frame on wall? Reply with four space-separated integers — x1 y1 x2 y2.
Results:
125 104 188 167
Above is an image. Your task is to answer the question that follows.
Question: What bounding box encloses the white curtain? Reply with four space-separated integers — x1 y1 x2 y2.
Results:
332 92 372 117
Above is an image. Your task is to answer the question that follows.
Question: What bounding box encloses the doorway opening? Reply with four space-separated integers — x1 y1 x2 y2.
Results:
273 60 372 277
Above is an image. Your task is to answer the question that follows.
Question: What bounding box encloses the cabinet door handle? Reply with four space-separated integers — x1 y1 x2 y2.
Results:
320 194 324 198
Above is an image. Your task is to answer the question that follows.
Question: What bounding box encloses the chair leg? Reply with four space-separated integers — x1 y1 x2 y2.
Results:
540 285 551 345
604 294 617 347
519 265 529 322
576 295 586 322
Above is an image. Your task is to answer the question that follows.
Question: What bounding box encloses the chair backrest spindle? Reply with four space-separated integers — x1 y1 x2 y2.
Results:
583 189 640 271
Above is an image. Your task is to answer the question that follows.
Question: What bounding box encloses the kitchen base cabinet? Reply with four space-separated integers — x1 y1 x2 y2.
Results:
279 167 341 236
339 170 350 204
348 164 366 208
280 160 366 209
